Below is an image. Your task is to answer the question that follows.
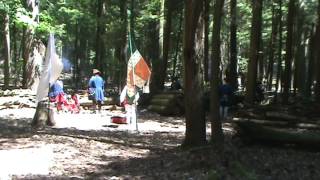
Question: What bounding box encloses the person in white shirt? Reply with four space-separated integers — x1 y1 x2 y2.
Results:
120 85 140 131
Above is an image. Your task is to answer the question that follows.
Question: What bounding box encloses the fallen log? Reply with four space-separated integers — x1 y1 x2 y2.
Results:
235 120 320 147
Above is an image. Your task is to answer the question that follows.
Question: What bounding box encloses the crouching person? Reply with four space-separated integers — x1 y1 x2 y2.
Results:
120 85 140 131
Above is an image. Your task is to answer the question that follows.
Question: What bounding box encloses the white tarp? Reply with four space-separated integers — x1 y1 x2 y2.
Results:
36 34 63 102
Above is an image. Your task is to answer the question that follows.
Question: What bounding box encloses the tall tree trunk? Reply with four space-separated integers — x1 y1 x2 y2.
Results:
210 0 225 144
116 0 128 90
229 0 238 89
203 0 210 82
282 0 295 104
3 13 11 90
182 0 206 147
275 0 283 97
172 10 183 79
314 0 320 101
160 0 172 87
95 0 106 73
306 27 315 98
245 0 263 104
22 0 40 89
266 1 279 91
73 21 80 89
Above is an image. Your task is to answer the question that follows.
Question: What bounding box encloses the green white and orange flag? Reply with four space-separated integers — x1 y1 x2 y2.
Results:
126 50 151 97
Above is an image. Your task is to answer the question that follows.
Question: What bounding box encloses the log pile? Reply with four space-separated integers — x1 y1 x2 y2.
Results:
148 91 184 116
233 103 320 148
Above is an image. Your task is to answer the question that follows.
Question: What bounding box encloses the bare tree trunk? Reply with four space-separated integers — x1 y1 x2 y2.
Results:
203 0 210 82
266 1 279 91
275 0 283 98
95 0 106 74
183 0 206 147
282 0 295 104
229 0 238 89
160 0 172 87
306 27 315 98
209 0 225 145
3 13 11 90
314 0 320 102
245 0 263 104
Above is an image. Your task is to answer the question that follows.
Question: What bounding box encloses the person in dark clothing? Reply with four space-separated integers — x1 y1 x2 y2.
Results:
219 78 234 120
255 81 264 103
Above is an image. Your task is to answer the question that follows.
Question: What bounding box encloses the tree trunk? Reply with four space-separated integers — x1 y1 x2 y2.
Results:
275 0 283 99
245 0 263 104
3 13 11 90
266 1 279 91
209 0 225 144
282 0 295 104
314 0 320 102
182 0 206 147
203 0 210 82
159 0 172 88
229 0 238 89
31 102 55 128
95 0 106 73
306 27 315 98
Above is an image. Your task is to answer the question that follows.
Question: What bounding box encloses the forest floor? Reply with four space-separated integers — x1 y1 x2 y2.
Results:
0 90 320 180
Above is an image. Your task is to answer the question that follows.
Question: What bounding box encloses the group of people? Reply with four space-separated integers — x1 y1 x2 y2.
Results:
49 68 139 130
49 79 80 113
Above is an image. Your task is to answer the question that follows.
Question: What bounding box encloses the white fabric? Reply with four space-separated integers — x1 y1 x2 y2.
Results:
36 34 63 102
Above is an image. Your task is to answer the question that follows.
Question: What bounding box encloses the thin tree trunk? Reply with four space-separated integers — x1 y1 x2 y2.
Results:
245 0 263 104
266 1 279 91
314 0 320 101
306 27 315 98
282 0 295 104
229 0 238 89
275 0 283 98
160 0 172 87
203 0 210 82
3 13 11 90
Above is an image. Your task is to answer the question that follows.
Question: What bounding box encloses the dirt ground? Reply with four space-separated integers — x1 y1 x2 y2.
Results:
1 90 320 180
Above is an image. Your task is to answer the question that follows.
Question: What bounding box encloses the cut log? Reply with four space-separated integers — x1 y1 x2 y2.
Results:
31 102 55 128
148 92 184 115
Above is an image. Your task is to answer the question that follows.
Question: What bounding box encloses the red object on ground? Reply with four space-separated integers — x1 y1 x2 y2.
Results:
111 116 127 124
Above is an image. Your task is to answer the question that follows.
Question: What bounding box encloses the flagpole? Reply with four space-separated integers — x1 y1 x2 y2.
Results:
128 8 138 132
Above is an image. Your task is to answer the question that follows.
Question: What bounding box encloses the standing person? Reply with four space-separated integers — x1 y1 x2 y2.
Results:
88 69 105 112
120 84 140 131
219 78 234 120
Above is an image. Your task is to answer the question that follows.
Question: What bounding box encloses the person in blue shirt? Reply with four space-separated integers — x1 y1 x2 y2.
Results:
219 78 234 120
49 79 66 111
88 69 105 112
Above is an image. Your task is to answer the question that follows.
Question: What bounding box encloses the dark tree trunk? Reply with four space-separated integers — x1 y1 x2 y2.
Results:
73 21 80 89
314 0 320 102
116 0 128 90
182 0 206 147
95 0 106 73
306 27 315 98
159 0 173 89
282 0 295 104
266 1 279 91
210 0 225 144
275 0 283 97
172 10 183 79
229 0 238 89
203 0 210 82
245 0 263 104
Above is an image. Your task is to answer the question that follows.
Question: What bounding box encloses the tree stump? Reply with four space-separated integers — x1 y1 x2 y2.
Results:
31 101 55 128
